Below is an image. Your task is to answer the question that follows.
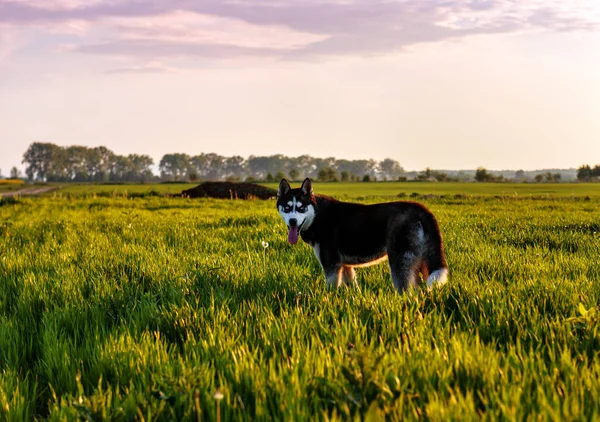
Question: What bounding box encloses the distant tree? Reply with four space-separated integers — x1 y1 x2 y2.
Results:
362 174 372 182
552 173 561 182
543 172 553 182
592 165 600 178
340 171 350 182
225 156 246 180
288 168 299 181
274 171 286 181
189 173 198 182
379 158 404 180
128 154 154 182
159 153 190 181
22 142 63 181
266 172 274 182
432 171 449 182
577 165 592 182
515 170 525 181
110 155 133 181
91 146 115 182
417 167 432 181
204 153 226 180
66 145 91 181
534 174 544 183
10 166 20 179
317 167 339 182
474 167 490 182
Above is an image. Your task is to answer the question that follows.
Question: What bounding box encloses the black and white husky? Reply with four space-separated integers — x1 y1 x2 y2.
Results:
277 178 448 293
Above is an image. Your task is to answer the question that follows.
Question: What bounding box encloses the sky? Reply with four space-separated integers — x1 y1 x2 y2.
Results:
1 0 599 175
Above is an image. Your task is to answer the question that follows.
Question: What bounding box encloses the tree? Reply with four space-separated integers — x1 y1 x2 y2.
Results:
91 146 115 182
432 171 449 182
288 168 299 181
340 171 350 182
110 155 134 181
317 167 339 182
417 167 433 181
515 170 525 181
274 171 286 181
379 158 404 180
475 167 490 182
534 174 543 183
552 173 561 182
577 165 592 182
225 156 246 180
127 154 154 182
22 142 63 181
159 153 190 181
10 166 20 179
66 145 91 181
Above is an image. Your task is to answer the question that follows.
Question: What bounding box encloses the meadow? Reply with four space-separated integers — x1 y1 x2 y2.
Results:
1 183 600 420
5 181 600 198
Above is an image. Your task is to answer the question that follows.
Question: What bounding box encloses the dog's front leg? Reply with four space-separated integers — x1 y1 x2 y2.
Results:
324 265 343 288
317 247 343 288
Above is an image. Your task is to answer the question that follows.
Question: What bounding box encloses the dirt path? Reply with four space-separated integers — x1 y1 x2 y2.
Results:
0 186 59 197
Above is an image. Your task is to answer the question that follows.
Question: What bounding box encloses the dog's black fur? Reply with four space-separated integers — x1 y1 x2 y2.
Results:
277 178 448 293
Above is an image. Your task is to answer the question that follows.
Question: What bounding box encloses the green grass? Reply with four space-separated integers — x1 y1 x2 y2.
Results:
5 181 600 199
1 187 600 420
47 182 199 196
265 181 600 198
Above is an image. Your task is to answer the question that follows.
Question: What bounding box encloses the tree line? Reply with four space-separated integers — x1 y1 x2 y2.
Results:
576 164 600 182
20 142 405 182
15 142 600 183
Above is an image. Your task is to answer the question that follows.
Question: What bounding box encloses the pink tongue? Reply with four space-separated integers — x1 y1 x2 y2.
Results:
288 226 299 245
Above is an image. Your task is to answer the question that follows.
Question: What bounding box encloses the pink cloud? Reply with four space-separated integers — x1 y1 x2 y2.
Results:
0 0 598 64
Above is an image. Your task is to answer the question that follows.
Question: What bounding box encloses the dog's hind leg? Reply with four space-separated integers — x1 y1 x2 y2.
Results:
388 252 423 293
387 222 425 293
342 266 359 288
421 220 449 289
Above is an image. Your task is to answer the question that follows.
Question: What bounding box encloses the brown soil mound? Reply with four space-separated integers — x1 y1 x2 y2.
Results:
181 182 277 200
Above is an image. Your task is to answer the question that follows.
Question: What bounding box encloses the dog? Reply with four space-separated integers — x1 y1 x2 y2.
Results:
277 178 448 293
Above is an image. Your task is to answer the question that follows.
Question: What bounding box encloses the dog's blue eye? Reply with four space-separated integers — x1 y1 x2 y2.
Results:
284 206 292 212
297 206 306 213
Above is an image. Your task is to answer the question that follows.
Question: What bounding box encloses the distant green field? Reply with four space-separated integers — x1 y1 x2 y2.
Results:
50 182 199 196
7 181 600 198
1 187 600 420
264 181 600 198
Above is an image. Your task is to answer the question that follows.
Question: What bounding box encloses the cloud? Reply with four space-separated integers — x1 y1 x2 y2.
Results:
105 60 177 74
0 0 598 63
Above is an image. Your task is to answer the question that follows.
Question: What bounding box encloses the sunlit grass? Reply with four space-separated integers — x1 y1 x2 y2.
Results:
1 190 599 420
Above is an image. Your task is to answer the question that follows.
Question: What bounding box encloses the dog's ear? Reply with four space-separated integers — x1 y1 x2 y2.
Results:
278 178 291 198
301 178 313 196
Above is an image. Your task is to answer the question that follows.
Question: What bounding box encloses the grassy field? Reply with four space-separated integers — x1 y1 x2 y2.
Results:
1 185 600 420
0 180 25 193
3 181 600 198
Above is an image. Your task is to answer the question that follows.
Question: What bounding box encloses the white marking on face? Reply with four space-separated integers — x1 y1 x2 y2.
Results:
278 196 316 233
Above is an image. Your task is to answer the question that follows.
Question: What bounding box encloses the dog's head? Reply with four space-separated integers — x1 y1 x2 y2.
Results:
276 178 316 245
